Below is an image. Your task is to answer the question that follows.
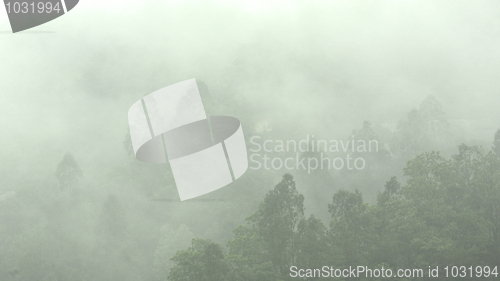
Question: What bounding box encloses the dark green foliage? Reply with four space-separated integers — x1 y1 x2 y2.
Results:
226 225 277 281
167 142 500 280
247 174 304 276
296 215 332 272
329 189 366 222
377 176 402 205
328 189 369 266
168 239 228 281
3 105 499 281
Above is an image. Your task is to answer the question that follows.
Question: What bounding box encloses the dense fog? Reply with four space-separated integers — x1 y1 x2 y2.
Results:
1 1 500 280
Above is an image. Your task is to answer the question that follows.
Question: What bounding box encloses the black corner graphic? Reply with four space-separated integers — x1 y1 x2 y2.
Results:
3 0 79 33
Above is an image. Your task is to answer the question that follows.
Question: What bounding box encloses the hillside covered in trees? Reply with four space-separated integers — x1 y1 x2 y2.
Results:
2 2 500 280
166 135 500 281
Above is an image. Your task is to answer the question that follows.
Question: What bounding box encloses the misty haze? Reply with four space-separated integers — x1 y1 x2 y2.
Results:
1 1 500 280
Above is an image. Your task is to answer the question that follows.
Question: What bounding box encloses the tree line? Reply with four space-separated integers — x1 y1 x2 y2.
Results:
165 130 500 281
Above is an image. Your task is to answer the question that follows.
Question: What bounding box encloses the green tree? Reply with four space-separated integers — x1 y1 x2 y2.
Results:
395 147 492 269
226 225 277 281
168 238 228 281
328 189 368 266
376 176 402 205
295 215 333 276
154 224 194 281
247 174 305 277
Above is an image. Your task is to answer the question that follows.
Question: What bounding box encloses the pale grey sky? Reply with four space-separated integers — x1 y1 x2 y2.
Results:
1 0 499 185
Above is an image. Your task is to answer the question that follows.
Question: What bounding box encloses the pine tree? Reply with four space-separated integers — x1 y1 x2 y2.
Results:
55 152 83 189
